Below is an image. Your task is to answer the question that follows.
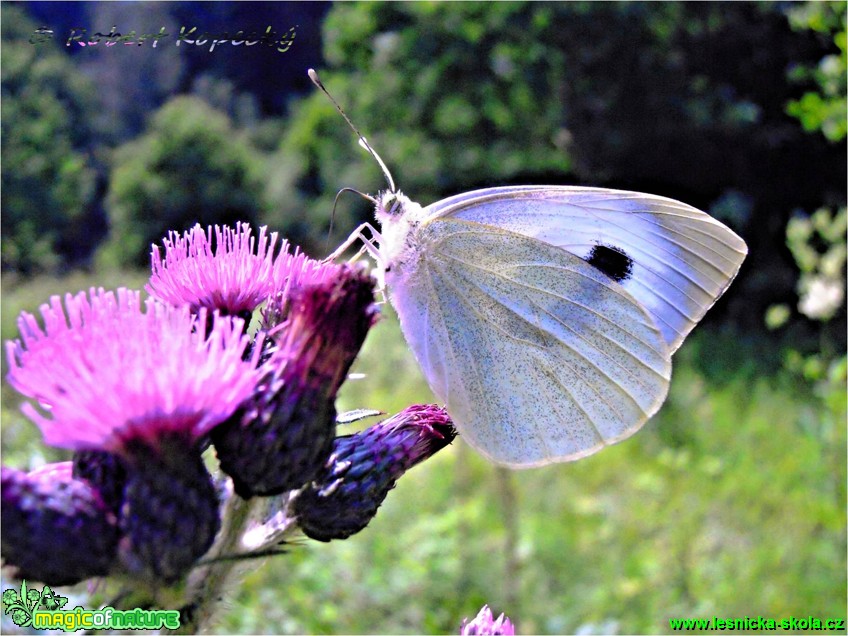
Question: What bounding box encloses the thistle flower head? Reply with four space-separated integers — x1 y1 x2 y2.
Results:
293 404 456 541
5 287 264 453
261 258 360 330
460 605 515 636
147 222 321 317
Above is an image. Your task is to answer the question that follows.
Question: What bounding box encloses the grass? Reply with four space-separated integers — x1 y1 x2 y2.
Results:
1 271 845 634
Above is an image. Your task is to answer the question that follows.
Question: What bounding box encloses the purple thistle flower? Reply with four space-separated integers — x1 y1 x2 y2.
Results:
460 605 515 636
147 222 320 319
1 463 119 586
213 262 378 498
292 404 456 541
5 288 266 582
6 287 264 451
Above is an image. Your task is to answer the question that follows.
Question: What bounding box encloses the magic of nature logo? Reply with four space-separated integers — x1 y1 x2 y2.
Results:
2 579 180 632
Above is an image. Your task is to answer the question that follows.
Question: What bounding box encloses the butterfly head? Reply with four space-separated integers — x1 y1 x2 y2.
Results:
375 190 415 222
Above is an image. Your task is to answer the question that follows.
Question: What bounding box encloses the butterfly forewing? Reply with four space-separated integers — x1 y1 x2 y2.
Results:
386 218 672 467
428 186 748 353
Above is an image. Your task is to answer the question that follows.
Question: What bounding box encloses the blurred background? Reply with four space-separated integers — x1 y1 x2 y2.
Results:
1 2 845 634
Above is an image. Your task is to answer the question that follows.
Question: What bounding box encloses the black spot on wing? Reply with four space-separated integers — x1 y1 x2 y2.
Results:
585 243 633 283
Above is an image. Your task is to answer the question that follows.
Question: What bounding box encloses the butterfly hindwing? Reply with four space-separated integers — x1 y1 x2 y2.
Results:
386 218 672 467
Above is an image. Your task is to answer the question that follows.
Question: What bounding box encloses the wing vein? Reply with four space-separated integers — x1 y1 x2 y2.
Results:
438 251 668 358
429 266 554 459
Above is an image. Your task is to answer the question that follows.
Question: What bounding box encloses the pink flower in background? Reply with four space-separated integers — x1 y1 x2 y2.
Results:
460 605 515 636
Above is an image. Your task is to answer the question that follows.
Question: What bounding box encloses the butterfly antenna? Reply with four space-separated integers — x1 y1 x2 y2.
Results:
308 68 396 193
326 187 377 252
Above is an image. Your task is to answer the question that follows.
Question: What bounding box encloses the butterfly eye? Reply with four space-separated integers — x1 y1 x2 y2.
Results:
377 193 402 218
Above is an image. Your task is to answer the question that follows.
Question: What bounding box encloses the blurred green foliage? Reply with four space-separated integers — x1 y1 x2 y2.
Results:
767 2 846 358
767 205 847 329
790 207 846 322
786 1 847 142
1 5 99 274
102 96 269 267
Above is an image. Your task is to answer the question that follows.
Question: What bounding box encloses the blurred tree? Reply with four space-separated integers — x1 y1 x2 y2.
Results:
168 2 330 115
1 4 100 274
190 75 261 130
277 2 845 338
77 2 184 144
102 96 268 267
272 3 574 252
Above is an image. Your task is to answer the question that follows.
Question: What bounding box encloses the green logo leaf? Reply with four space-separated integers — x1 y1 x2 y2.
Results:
1 580 34 627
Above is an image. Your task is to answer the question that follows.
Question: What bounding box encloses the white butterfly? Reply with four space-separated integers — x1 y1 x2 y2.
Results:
312 70 748 468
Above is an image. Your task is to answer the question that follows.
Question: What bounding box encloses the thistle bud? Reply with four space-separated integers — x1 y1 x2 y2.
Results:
293 404 456 541
213 263 377 498
1 463 119 586
72 450 126 513
117 433 220 583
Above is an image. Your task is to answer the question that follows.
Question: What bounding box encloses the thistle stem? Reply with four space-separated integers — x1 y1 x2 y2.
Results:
165 492 264 634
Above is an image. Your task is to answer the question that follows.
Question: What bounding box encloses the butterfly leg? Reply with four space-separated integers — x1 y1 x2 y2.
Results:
346 238 389 304
324 222 384 264
323 223 388 303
